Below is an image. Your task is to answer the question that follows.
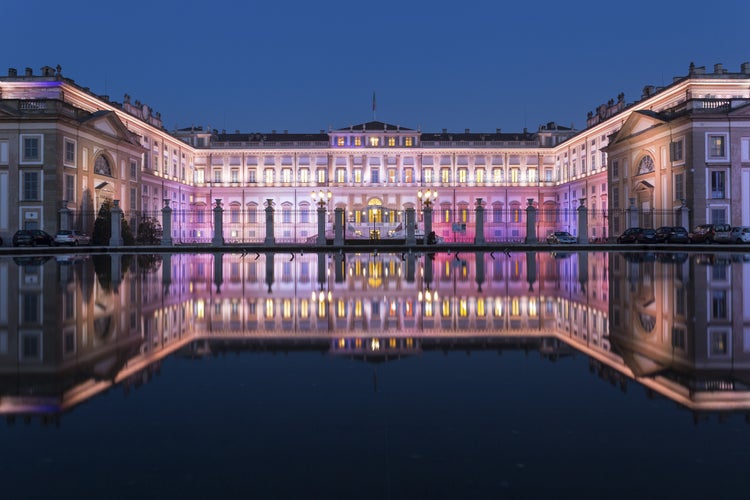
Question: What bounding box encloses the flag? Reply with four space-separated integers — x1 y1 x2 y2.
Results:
372 91 376 112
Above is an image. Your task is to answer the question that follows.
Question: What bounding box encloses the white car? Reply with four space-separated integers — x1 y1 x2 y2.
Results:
54 229 91 246
730 226 750 243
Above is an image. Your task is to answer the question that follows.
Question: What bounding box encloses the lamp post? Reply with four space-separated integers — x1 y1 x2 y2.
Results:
312 189 331 245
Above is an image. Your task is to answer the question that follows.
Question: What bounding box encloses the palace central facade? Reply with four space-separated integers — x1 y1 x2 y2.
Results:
1 61 750 244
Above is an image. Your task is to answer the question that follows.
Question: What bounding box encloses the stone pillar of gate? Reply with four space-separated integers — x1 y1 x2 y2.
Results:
474 198 485 244
317 205 327 245
161 199 173 246
59 200 71 232
264 199 275 246
627 198 639 229
679 199 690 229
212 199 224 246
423 205 433 244
405 208 416 245
525 199 537 243
213 252 223 294
334 208 345 246
109 199 123 246
577 198 589 244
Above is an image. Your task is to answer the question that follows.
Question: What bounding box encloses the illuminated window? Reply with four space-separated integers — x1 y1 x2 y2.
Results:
353 168 362 183
442 299 451 316
423 168 433 183
369 137 379 147
440 168 450 183
475 168 485 184
388 137 395 146
316 168 326 183
264 168 274 184
354 137 362 147
405 137 413 147
265 298 274 318
299 168 309 183
510 168 519 183
477 299 485 317
527 168 537 183
403 168 413 183
493 168 503 183
336 168 346 183
337 137 345 146
388 168 397 183
707 134 727 159
459 298 468 317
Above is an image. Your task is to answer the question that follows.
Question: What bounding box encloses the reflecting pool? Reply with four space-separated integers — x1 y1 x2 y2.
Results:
1 250 749 499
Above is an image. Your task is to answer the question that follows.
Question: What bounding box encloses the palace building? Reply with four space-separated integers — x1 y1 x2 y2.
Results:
1 61 750 244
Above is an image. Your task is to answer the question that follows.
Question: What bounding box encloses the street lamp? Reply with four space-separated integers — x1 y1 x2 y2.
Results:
417 188 437 209
311 189 332 209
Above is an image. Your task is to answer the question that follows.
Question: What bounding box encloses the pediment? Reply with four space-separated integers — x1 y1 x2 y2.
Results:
610 110 667 145
79 110 141 146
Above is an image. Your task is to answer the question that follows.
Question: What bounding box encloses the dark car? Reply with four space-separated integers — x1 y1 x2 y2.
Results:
637 228 657 244
689 224 715 243
546 231 578 244
655 226 690 243
12 229 55 247
617 227 643 243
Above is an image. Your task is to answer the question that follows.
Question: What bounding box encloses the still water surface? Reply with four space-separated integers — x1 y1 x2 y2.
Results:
1 251 748 499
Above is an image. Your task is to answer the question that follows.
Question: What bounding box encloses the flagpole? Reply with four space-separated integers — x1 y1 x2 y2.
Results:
372 91 376 121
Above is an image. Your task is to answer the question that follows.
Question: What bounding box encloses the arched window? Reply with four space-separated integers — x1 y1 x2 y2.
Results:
637 155 654 175
94 155 113 176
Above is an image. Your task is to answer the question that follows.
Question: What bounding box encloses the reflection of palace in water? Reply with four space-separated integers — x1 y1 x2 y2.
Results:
0 250 749 420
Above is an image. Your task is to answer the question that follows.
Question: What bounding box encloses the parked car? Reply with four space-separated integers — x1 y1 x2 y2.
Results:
688 224 715 243
54 229 91 246
12 229 55 247
654 226 690 243
730 226 750 243
617 227 644 244
712 224 733 243
546 231 578 244
636 228 657 244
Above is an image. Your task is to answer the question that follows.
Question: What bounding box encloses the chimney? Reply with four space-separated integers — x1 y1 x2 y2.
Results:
25 67 33 76
714 63 723 74
741 62 750 74
8 68 17 77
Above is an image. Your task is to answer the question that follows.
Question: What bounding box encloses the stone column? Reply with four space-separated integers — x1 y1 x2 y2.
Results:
577 199 589 244
423 205 433 244
474 198 485 244
405 207 416 245
316 204 326 245
264 199 275 245
59 200 70 231
212 199 224 246
334 208 345 246
627 198 638 229
109 199 123 246
525 198 537 243
161 199 173 246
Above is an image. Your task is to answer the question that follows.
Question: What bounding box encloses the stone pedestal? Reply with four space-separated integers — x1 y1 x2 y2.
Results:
405 208 416 245
212 199 224 246
161 199 173 246
316 205 326 245
577 199 589 244
334 208 345 246
474 199 485 244
109 200 123 246
423 205 433 243
264 199 275 246
525 199 537 243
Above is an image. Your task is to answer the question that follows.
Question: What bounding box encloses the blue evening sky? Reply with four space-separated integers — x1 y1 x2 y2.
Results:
3 0 748 135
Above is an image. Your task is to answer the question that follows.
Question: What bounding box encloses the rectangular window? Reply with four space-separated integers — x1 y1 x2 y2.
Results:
388 137 395 147
21 135 42 163
247 168 257 183
299 168 308 183
405 137 413 147
709 330 729 356
510 168 519 183
711 208 727 225
316 168 326 183
457 168 467 183
371 168 379 184
22 171 40 200
369 137 379 147
130 187 136 209
708 135 726 159
674 172 684 202
711 171 725 198
265 168 275 184
581 158 586 174
64 173 75 202
423 168 433 183
493 168 503 183
612 159 619 178
231 169 239 183
388 168 397 183
527 168 537 183
336 168 346 183
337 137 345 146
354 137 362 147
130 160 137 179
0 139 8 164
440 168 450 183
475 168 485 184
404 167 414 183
213 169 222 183
64 138 76 165
670 138 684 162
545 168 553 182
353 168 362 183
282 168 292 184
